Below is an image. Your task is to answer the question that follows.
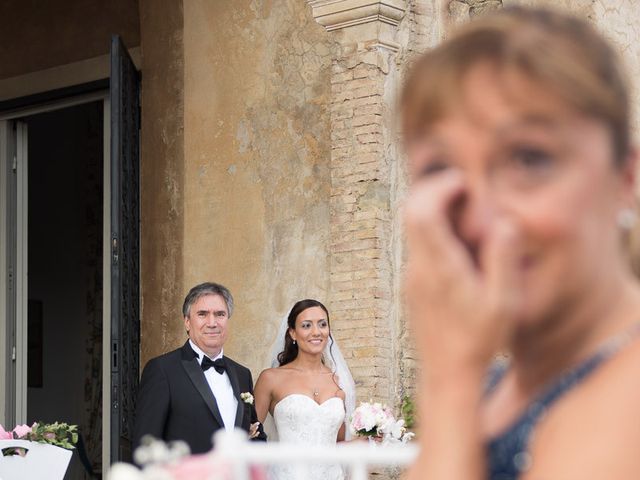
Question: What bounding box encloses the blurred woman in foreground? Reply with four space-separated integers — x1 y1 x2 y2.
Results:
402 6 640 480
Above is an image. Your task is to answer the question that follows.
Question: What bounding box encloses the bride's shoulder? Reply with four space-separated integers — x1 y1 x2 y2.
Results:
255 368 279 395
257 366 290 382
257 367 277 378
256 367 274 382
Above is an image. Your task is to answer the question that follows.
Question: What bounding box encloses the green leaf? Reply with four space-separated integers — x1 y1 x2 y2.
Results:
401 395 416 430
22 421 79 450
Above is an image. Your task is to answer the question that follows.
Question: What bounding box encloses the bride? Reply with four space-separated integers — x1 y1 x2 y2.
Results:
254 299 356 480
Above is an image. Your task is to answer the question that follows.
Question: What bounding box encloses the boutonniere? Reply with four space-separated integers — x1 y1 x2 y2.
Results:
240 392 254 405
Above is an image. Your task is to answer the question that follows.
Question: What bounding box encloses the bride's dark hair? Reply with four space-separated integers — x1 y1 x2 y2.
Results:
277 299 334 366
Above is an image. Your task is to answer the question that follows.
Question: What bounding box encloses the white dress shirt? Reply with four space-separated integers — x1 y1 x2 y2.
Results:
189 340 238 432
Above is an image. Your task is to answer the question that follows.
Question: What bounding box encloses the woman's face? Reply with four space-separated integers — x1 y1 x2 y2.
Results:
406 62 634 327
290 306 330 355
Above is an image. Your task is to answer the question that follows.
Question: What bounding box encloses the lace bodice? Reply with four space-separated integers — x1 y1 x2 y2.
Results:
274 394 345 445
269 394 345 480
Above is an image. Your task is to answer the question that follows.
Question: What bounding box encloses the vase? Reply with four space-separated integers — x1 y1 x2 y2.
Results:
0 439 73 480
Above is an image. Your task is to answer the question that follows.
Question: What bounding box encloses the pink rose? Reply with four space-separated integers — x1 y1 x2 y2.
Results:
12 424 32 438
0 425 13 439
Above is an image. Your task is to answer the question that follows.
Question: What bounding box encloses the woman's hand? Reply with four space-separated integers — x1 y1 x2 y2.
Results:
404 170 523 382
404 170 524 480
249 422 261 439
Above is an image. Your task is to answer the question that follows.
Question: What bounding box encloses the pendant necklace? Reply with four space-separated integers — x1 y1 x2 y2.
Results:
313 388 319 397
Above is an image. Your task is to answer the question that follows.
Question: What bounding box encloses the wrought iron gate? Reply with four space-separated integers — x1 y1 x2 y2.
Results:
110 34 140 464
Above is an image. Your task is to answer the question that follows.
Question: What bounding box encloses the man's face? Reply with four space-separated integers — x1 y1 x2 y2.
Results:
184 294 229 358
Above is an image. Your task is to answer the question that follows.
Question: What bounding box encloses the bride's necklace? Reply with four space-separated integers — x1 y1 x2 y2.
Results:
288 364 327 398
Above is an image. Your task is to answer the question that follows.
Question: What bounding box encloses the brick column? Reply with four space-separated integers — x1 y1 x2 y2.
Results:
307 0 406 405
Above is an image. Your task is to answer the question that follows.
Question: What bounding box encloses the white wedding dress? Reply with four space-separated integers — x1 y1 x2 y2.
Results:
269 394 345 480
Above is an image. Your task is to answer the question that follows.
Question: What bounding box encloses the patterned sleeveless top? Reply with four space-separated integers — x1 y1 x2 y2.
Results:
486 324 640 480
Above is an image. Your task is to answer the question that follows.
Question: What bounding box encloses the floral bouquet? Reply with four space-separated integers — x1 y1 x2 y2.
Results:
349 401 415 445
0 422 78 456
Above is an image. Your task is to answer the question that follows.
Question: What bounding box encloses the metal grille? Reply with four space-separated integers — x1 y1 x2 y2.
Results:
110 34 141 464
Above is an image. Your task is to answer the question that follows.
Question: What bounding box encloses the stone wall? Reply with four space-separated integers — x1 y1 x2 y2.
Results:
305 1 409 415
138 0 186 363
179 0 334 374
326 32 400 403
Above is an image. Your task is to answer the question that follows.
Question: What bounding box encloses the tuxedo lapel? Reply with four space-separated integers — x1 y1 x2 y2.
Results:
225 361 244 428
180 342 225 428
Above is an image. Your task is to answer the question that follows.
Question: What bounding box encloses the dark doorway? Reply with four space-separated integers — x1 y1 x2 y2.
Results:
25 101 104 479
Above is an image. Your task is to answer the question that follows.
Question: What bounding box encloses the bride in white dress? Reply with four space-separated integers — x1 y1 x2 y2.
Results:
254 299 356 480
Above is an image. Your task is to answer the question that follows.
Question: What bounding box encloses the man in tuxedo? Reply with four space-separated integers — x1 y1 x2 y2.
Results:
133 282 266 455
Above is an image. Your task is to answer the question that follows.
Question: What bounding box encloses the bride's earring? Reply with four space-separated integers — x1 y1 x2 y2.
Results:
618 208 637 230
293 339 297 345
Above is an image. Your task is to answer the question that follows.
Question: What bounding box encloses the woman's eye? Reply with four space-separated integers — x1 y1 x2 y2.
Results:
319 321 328 328
510 147 554 173
417 160 450 178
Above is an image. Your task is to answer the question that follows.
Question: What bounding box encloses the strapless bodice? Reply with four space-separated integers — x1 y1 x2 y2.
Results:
268 393 346 479
273 394 345 446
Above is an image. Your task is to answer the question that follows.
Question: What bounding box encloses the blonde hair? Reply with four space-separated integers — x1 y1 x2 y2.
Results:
401 6 631 164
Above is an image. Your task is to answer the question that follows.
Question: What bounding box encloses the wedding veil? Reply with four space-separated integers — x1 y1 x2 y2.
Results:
263 314 357 441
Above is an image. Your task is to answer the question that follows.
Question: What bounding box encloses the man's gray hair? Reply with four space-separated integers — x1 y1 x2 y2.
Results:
182 282 234 318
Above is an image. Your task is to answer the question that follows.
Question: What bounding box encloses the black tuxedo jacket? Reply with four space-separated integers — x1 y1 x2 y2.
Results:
133 341 266 455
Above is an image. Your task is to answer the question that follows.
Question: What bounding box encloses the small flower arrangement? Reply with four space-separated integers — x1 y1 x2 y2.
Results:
240 392 254 405
0 422 78 456
110 433 266 480
350 401 414 445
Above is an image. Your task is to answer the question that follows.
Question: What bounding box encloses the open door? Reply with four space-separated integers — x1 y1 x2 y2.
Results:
1 120 28 429
110 35 141 464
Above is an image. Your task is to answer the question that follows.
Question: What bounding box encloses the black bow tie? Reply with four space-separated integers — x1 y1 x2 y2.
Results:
201 356 226 375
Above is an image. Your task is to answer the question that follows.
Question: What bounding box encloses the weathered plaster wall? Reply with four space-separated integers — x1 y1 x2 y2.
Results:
0 0 139 79
181 0 334 374
138 0 186 364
